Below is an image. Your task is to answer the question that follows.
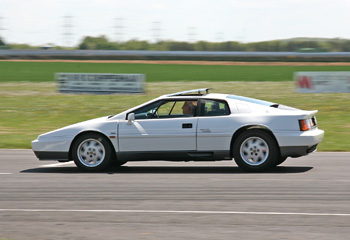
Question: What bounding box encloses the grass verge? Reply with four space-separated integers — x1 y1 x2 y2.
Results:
1 81 348 151
1 61 350 82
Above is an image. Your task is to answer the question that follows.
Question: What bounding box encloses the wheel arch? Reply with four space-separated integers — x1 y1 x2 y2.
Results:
68 130 116 161
230 125 280 158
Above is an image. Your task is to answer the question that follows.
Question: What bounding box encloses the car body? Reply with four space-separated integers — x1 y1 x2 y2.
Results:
32 88 324 172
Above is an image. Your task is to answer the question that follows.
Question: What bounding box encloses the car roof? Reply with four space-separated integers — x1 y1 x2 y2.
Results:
164 88 210 97
161 88 229 101
162 88 276 107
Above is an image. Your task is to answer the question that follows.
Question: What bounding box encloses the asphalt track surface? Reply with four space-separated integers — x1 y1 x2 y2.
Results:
0 150 349 240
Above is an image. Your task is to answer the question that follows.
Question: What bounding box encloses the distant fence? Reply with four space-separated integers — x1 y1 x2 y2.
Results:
56 73 145 94
1 49 350 62
294 72 350 93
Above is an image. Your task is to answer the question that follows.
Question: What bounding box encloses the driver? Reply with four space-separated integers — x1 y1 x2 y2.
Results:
182 101 197 116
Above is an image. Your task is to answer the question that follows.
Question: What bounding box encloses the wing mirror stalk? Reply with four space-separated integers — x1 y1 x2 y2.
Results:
127 113 135 125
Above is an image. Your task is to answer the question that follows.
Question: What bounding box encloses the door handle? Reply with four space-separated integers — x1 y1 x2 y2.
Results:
182 123 192 128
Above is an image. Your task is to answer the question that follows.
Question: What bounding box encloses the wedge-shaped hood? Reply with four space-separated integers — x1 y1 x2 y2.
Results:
38 116 110 139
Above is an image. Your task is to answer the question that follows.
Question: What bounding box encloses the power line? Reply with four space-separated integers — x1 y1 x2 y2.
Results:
152 21 162 42
114 17 124 42
0 16 7 41
62 15 74 47
188 27 197 43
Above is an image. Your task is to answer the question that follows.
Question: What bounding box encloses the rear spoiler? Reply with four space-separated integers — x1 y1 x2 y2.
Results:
301 110 318 119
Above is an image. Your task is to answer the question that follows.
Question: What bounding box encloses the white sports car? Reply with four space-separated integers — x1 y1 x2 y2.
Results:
32 88 324 172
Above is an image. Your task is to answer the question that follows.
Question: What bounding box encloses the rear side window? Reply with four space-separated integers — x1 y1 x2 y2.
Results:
200 99 230 116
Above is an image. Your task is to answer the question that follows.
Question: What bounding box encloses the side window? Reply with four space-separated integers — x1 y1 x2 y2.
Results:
131 100 198 120
133 101 163 119
175 100 197 117
157 102 175 116
201 99 230 116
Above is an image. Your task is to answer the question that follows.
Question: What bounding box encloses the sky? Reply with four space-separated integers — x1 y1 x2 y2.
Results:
0 0 350 47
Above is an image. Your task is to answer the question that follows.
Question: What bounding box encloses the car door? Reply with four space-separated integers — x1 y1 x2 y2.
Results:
196 99 234 151
118 99 198 152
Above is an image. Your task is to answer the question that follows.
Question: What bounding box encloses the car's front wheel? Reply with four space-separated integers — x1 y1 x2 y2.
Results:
72 133 114 172
233 130 278 172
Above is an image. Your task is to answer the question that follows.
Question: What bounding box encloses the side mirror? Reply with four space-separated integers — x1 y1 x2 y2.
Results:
127 113 135 125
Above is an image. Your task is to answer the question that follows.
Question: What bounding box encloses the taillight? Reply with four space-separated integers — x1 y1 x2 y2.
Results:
299 119 311 131
311 116 317 127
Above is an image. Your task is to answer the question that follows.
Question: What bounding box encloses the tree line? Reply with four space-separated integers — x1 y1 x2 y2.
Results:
2 35 350 52
78 36 350 52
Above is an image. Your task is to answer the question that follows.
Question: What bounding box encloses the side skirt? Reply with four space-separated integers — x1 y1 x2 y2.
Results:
116 151 231 162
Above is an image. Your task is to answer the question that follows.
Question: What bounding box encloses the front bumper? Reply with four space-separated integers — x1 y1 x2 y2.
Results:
33 151 69 161
32 137 72 161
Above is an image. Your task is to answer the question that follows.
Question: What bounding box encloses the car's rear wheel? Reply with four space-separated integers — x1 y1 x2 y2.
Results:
233 130 278 172
276 157 288 166
112 160 127 167
72 133 114 172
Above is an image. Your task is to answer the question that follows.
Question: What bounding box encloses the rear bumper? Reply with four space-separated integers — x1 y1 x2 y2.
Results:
275 128 324 158
280 144 318 158
275 128 324 147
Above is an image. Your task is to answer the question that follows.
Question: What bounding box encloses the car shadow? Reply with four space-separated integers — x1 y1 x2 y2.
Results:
21 165 313 174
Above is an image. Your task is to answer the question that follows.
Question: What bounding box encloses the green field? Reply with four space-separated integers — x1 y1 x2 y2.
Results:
1 61 350 82
0 61 349 151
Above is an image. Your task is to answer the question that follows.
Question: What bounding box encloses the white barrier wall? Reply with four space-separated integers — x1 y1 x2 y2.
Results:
56 73 145 94
294 72 350 93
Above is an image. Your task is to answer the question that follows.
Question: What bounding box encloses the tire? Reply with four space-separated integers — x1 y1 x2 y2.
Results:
233 129 279 172
276 157 288 166
112 161 127 167
72 133 114 172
